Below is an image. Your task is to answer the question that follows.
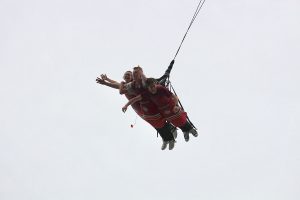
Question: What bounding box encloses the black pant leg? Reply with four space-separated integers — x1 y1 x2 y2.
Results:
179 121 192 132
156 123 175 141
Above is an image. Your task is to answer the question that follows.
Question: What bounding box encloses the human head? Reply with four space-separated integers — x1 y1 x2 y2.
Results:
145 78 158 94
123 71 133 83
132 65 143 81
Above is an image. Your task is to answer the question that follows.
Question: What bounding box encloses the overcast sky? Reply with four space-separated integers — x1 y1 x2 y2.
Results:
1 0 300 199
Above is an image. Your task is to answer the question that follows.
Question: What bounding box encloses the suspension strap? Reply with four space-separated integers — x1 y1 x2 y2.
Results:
173 0 206 60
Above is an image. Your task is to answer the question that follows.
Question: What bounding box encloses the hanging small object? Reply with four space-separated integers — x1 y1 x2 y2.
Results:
130 115 138 128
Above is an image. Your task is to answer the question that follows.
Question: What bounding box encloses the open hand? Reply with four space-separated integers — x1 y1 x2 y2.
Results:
96 77 105 84
101 74 108 80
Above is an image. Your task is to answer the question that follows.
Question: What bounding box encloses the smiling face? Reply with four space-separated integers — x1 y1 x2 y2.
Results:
123 71 133 83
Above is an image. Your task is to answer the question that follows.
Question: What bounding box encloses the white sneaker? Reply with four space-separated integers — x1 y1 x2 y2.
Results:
161 141 168 150
183 132 189 142
168 140 176 150
190 128 198 137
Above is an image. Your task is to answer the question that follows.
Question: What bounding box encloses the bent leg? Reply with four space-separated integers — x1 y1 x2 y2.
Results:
167 111 188 128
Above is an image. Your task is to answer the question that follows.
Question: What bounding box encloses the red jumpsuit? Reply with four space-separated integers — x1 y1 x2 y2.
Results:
143 85 188 128
124 92 142 116
124 81 166 129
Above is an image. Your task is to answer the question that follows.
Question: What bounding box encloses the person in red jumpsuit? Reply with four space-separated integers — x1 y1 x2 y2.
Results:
145 78 198 141
121 66 176 150
124 77 198 142
97 69 176 150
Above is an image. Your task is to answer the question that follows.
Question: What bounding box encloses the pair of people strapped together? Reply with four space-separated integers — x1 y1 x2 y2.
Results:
96 63 197 150
97 68 177 150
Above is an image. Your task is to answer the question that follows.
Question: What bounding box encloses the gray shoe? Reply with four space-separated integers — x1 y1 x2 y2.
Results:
168 140 176 150
183 132 189 142
161 141 168 150
190 128 198 137
172 128 178 139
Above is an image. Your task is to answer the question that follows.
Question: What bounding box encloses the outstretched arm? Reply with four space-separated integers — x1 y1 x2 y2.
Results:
96 76 120 89
122 95 142 113
119 82 128 94
101 74 118 84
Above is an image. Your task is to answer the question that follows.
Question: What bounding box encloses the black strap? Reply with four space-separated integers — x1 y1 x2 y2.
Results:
157 60 175 86
155 1 205 132
158 0 206 85
173 0 206 60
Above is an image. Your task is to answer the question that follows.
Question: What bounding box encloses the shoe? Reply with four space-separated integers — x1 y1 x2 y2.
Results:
190 128 198 137
183 132 189 142
168 140 176 150
161 141 168 150
172 128 178 139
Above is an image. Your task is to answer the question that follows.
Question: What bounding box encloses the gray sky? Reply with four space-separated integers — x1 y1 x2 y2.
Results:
1 0 300 199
